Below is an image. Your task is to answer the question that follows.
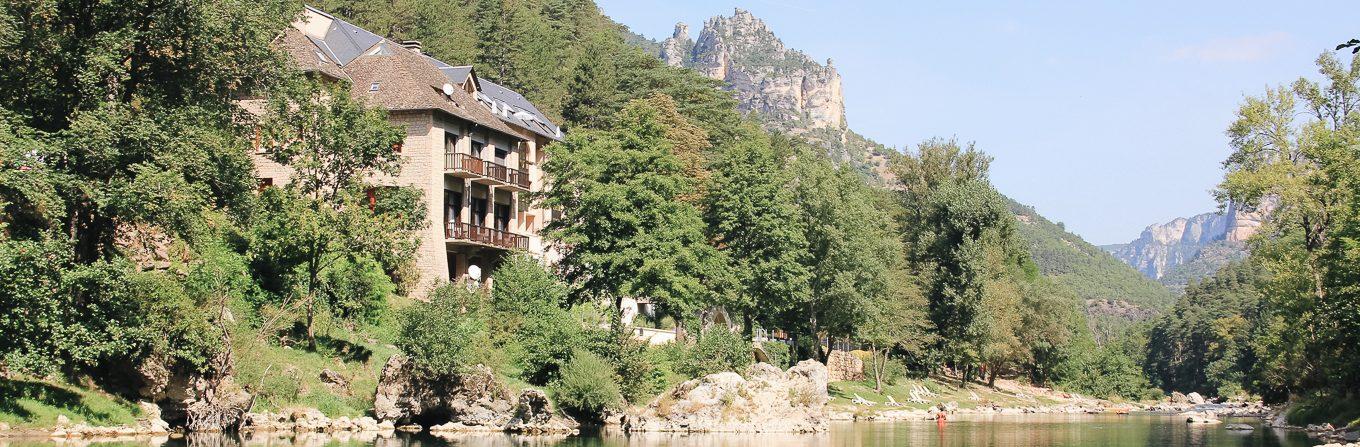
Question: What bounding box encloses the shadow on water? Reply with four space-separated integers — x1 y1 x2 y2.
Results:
0 415 1327 447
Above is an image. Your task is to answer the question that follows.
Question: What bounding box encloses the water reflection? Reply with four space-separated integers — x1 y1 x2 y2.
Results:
0 415 1323 447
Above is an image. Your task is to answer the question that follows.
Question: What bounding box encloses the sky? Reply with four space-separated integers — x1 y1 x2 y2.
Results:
596 0 1356 245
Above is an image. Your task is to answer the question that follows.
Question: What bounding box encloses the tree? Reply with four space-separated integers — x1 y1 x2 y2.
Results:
251 79 420 348
704 126 811 332
787 151 901 361
1215 52 1360 394
541 96 733 329
858 269 934 393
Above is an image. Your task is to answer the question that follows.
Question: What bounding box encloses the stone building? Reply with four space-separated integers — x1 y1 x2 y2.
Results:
254 7 562 294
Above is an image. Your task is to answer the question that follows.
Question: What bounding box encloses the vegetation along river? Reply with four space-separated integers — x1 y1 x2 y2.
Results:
0 415 1324 447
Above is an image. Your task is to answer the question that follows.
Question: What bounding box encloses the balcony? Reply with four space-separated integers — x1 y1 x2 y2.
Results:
444 153 531 191
445 221 528 250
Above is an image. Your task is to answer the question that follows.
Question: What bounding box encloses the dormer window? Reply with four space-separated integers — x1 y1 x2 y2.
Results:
369 82 380 91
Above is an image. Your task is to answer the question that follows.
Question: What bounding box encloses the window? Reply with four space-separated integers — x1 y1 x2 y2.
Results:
494 147 508 165
471 141 485 158
470 197 488 227
494 203 511 232
257 177 273 191
445 191 463 226
369 82 380 91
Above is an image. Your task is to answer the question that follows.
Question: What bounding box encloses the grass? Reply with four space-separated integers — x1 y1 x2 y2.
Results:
1287 394 1360 428
828 377 1061 414
229 296 409 417
0 378 142 428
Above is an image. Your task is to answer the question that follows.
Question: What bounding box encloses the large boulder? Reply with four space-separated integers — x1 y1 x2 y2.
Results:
506 389 578 434
1186 392 1206 405
374 354 520 430
622 360 829 433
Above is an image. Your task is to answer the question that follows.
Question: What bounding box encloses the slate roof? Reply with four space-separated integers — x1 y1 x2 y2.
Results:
280 6 557 141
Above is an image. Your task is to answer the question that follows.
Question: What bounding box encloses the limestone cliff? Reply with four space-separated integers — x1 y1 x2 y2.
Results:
661 9 845 131
656 10 893 182
1106 202 1269 285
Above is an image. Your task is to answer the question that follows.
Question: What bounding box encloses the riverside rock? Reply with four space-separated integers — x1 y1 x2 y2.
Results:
374 354 573 433
622 360 829 433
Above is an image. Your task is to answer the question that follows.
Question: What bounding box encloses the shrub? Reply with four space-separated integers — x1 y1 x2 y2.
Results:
591 329 666 404
678 328 752 378
319 255 392 327
761 342 790 369
552 349 622 417
490 254 567 319
517 306 590 385
396 284 490 376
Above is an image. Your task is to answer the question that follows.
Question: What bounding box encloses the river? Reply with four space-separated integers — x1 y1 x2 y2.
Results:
0 415 1324 447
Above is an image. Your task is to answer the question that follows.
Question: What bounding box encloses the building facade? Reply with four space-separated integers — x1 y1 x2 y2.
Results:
254 7 561 294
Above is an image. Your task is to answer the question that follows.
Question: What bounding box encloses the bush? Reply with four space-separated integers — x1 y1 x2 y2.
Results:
319 255 392 326
517 306 590 385
490 254 567 319
552 349 622 417
0 237 229 378
761 341 790 369
591 329 666 404
678 328 752 378
396 284 490 376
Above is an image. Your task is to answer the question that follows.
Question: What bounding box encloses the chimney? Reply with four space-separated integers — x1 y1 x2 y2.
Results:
400 40 423 53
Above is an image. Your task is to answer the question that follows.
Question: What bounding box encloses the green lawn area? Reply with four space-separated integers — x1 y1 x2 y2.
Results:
0 378 142 428
828 378 1062 413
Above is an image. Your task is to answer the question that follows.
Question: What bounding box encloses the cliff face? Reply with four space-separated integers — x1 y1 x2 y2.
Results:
1107 202 1269 282
661 9 846 132
657 9 896 182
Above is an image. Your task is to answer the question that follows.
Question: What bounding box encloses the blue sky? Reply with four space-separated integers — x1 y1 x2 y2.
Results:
596 0 1356 245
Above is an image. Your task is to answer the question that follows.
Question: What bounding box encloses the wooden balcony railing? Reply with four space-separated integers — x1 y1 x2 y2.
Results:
445 152 530 190
445 221 528 250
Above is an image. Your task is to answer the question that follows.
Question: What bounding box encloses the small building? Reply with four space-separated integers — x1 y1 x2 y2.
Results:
254 7 562 294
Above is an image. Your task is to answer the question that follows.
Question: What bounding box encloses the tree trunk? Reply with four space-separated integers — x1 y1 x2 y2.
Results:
873 345 884 393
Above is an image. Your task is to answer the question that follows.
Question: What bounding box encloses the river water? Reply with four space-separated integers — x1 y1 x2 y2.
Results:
0 415 1324 447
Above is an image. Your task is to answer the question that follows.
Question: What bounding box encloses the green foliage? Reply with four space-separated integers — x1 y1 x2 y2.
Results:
552 349 623 417
0 237 227 378
319 256 393 327
395 284 491 376
678 329 752 378
1006 197 1174 338
516 306 591 385
761 342 791 369
1145 262 1263 397
1064 341 1159 401
248 78 421 347
542 97 733 320
1212 52 1360 398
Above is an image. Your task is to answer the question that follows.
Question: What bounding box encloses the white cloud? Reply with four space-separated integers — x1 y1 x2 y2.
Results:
1171 32 1293 63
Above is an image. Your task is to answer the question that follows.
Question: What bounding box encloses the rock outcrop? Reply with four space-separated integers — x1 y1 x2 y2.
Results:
373 354 576 434
661 9 844 132
1106 201 1272 284
623 360 829 433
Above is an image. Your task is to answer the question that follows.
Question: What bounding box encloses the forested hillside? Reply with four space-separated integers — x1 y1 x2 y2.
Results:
1007 199 1173 339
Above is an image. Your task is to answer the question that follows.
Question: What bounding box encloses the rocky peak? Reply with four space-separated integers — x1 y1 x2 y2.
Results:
660 9 846 132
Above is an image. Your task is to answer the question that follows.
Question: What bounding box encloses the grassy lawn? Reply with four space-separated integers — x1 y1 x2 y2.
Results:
0 378 142 428
828 377 1062 413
